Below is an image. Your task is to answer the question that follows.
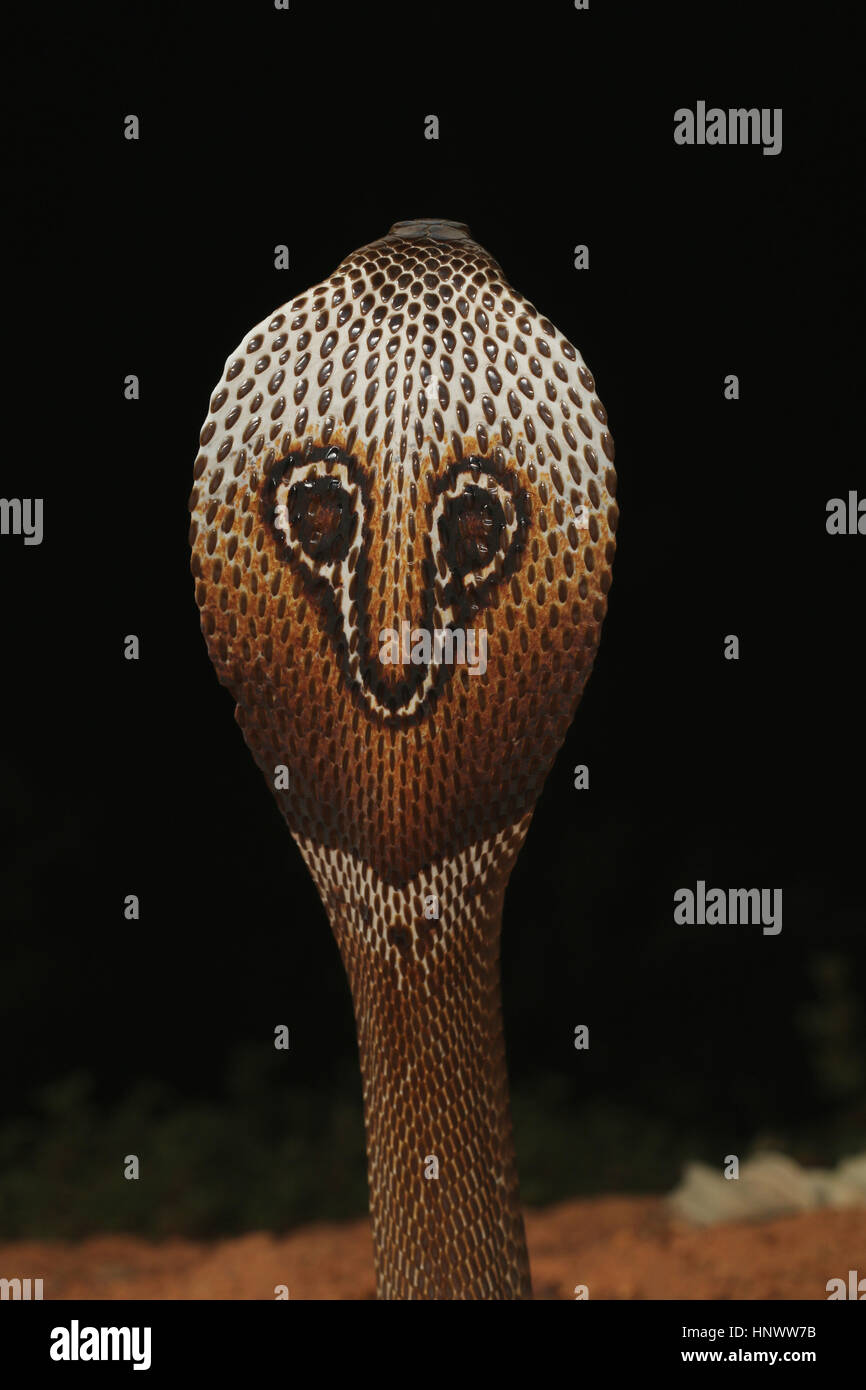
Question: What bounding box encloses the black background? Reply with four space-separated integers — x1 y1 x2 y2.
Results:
3 2 863 1236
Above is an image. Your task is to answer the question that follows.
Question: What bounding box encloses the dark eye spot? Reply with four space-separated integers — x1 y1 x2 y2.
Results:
289 476 355 563
440 485 505 576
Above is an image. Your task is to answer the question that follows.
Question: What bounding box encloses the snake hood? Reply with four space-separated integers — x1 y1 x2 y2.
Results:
190 218 617 889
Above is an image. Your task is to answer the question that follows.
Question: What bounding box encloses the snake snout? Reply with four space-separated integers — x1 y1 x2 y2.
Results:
386 217 472 241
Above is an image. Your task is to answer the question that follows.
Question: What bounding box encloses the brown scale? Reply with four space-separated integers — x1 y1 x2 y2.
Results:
190 218 617 1299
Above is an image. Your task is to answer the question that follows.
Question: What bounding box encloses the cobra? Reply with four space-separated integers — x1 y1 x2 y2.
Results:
189 219 618 1299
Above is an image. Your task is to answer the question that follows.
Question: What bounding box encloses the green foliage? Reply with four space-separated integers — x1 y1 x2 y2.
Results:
797 953 866 1101
512 1079 701 1202
0 1046 368 1240
2 1004 864 1241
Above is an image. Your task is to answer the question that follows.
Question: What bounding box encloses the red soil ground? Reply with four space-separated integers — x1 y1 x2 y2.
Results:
2 1196 862 1300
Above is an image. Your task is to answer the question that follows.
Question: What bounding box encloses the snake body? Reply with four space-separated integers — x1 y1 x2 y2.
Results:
190 220 617 1299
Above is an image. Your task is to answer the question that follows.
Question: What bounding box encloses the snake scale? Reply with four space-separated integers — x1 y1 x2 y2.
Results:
189 219 617 1299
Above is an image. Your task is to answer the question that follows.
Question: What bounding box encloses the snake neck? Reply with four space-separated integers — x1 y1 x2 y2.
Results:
296 819 533 1300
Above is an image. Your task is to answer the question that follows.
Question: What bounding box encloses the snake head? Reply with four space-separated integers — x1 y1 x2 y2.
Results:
190 220 617 886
